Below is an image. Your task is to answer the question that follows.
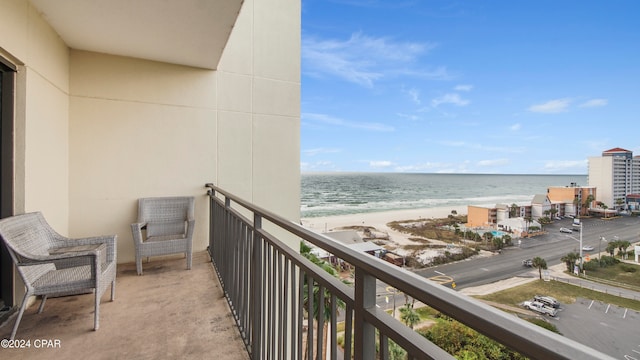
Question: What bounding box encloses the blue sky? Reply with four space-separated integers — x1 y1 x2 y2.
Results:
300 0 640 174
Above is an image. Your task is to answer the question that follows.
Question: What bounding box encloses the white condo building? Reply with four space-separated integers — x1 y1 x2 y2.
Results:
588 147 640 210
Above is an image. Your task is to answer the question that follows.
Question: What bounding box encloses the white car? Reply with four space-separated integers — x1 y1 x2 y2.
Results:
559 227 572 233
523 301 558 317
582 245 594 251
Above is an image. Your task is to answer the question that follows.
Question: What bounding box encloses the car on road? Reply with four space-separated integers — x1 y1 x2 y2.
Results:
559 227 572 233
523 300 558 317
522 259 533 267
582 245 594 251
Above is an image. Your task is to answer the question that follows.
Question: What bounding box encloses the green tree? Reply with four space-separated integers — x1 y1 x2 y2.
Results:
510 203 519 218
561 252 579 271
617 240 631 258
492 237 504 250
532 256 547 279
300 241 346 357
584 194 595 213
399 303 420 330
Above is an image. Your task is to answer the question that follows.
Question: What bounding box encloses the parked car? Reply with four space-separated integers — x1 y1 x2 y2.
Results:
559 227 572 233
522 259 533 267
582 245 594 251
554 216 562 220
534 295 560 309
523 301 558 317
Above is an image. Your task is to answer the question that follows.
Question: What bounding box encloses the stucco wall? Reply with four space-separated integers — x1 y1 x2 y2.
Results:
0 0 70 232
216 0 301 243
68 51 218 262
1 0 301 265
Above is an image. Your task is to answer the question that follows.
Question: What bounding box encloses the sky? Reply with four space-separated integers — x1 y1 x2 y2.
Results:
300 0 640 175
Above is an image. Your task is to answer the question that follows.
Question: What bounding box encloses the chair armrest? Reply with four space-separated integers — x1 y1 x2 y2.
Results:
185 219 195 240
131 222 147 246
17 243 106 268
60 235 117 264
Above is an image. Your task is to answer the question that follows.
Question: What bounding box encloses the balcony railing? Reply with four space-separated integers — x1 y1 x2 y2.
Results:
205 183 613 360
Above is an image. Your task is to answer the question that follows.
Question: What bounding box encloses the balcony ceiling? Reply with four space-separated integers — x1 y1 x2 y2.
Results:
30 0 243 69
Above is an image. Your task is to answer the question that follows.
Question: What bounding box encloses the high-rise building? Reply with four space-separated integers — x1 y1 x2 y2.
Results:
588 147 640 210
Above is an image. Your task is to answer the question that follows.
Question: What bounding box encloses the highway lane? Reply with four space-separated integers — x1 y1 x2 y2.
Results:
414 216 640 289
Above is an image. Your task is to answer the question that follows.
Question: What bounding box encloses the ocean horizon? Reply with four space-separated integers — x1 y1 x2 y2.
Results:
301 172 588 218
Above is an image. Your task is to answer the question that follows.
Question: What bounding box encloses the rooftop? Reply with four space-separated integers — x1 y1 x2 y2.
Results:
0 252 249 359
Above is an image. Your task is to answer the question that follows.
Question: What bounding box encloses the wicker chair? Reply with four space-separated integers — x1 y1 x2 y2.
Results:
130 196 195 275
0 212 117 340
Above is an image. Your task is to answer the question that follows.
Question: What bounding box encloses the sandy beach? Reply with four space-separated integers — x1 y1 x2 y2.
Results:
301 205 468 234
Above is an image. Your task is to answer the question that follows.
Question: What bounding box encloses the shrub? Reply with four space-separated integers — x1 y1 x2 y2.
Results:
583 260 598 271
600 255 619 267
527 318 561 334
620 264 637 273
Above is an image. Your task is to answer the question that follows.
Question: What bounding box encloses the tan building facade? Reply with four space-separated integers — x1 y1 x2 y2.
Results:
0 0 300 311
547 185 596 217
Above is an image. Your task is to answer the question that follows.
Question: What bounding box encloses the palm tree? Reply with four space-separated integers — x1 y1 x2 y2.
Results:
399 303 420 330
300 242 346 358
532 256 547 279
584 194 595 214
524 216 532 233
560 252 579 272
510 203 519 218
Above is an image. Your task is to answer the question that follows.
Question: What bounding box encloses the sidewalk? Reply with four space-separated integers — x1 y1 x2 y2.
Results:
459 262 640 302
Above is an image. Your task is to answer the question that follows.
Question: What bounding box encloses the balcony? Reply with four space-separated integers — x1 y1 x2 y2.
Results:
205 184 614 360
0 251 249 359
0 184 616 359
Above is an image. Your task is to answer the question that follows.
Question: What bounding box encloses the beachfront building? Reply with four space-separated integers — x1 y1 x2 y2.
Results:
467 205 497 228
530 194 552 219
547 184 597 217
588 147 640 211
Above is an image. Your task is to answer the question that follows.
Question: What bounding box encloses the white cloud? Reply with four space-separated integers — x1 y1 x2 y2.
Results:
527 98 571 113
369 160 394 168
300 160 336 171
579 98 608 108
303 148 341 156
431 93 470 107
396 113 421 121
510 123 521 131
543 160 587 170
454 84 473 92
477 158 509 167
302 32 443 87
303 112 395 132
404 87 421 104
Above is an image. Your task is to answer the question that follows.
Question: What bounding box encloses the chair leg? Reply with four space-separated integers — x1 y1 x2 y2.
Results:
136 255 143 275
37 295 48 314
187 251 192 270
10 292 31 340
94 290 100 331
110 280 116 301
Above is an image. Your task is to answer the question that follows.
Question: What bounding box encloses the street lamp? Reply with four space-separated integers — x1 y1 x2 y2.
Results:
599 236 607 265
579 222 583 270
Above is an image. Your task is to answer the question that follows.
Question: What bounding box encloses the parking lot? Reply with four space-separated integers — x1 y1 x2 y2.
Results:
542 297 640 359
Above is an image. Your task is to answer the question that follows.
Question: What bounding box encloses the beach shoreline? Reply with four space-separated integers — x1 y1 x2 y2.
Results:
301 205 468 234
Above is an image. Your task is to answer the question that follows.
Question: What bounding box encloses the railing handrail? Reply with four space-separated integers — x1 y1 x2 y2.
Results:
205 183 615 360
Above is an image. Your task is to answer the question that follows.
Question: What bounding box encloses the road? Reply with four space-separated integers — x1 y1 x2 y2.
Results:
415 215 640 289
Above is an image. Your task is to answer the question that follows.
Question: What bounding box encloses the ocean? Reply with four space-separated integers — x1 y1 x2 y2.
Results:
301 173 588 218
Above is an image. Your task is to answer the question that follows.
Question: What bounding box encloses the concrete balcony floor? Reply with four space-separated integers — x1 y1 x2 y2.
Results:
0 251 249 360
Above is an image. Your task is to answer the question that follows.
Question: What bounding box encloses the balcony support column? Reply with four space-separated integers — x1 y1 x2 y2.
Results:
353 268 376 360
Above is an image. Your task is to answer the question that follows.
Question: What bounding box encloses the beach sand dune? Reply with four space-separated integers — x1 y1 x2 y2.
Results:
301 205 468 242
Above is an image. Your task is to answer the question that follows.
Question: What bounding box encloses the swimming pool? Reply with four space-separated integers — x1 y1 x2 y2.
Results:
490 230 507 237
